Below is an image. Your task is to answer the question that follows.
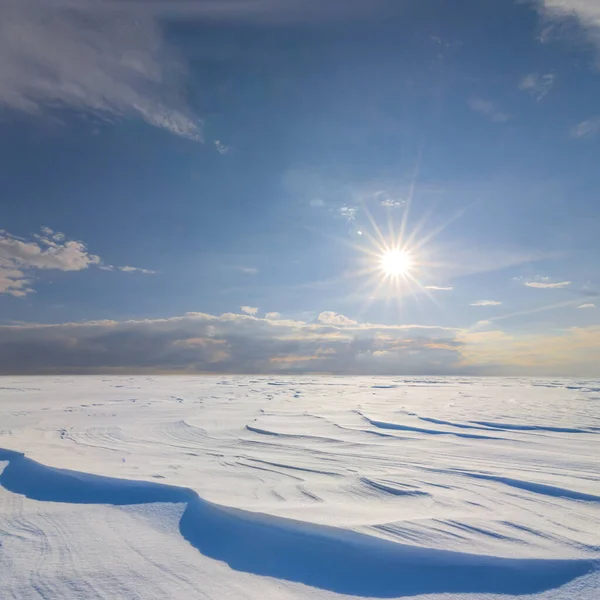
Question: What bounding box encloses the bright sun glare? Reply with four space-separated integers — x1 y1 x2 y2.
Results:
380 249 413 277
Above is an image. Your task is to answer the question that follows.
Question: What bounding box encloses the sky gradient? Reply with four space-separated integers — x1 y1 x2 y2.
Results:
1 0 599 376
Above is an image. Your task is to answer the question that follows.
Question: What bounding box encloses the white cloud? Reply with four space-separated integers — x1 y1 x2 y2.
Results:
374 191 405 208
237 266 258 275
524 279 571 289
214 140 230 154
0 0 200 139
516 275 572 289
0 0 389 138
474 320 492 328
470 300 503 307
317 311 358 326
468 98 511 122
571 117 600 138
240 306 259 316
339 206 358 221
519 73 555 101
265 312 282 320
0 268 32 297
0 227 153 295
380 198 404 208
425 285 453 291
578 303 596 309
537 1 600 46
0 228 100 296
0 230 100 272
119 266 156 274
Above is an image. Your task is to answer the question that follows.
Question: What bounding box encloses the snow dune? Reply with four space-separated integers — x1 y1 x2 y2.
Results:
0 448 594 598
0 376 599 599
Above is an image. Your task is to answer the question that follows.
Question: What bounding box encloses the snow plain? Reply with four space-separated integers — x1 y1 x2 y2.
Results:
0 375 598 599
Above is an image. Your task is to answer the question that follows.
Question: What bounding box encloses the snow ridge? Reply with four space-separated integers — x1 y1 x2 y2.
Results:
0 447 596 598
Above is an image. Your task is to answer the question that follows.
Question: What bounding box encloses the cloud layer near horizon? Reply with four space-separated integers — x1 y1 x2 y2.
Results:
0 312 463 375
1 311 599 376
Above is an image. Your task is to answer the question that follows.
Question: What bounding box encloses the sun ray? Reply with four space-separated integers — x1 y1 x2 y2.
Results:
398 141 425 247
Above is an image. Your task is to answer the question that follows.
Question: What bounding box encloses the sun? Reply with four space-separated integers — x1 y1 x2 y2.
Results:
380 249 414 277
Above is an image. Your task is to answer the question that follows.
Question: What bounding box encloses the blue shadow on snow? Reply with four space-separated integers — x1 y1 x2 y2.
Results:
0 448 595 597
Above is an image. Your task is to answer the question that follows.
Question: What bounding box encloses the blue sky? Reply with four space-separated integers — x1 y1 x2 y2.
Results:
1 0 599 375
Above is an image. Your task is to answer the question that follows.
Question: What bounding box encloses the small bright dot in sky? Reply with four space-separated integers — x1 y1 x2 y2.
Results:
380 249 413 277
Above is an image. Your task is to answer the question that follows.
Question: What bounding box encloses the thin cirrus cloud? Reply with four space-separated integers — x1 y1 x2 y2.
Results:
467 98 511 122
537 0 600 45
523 278 571 289
470 300 503 307
578 303 596 309
265 312 282 320
0 0 200 139
425 285 453 291
571 117 600 139
100 265 157 274
0 227 153 296
0 0 596 142
519 73 555 101
0 0 395 139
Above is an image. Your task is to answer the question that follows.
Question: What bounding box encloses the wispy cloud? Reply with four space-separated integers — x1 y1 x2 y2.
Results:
374 190 405 208
118 266 156 275
0 227 153 296
339 206 359 221
440 246 557 280
380 198 405 208
468 98 511 122
0 0 200 139
425 285 453 291
240 306 259 316
265 312 282 320
578 303 596 309
571 117 600 138
317 311 358 326
470 300 503 307
519 73 555 101
522 276 571 289
537 1 600 47
483 299 581 324
214 140 230 155
473 320 492 329
525 280 571 289
0 0 396 138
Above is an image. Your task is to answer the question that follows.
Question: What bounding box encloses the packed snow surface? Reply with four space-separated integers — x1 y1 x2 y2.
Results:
0 375 598 599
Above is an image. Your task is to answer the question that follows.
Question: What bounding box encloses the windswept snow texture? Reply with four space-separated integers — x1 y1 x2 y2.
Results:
0 376 599 599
